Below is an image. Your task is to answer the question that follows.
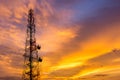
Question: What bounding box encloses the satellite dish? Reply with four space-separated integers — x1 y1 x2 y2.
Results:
38 57 42 62
37 45 41 50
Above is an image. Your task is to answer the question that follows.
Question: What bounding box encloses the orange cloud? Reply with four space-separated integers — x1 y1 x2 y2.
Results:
0 0 120 80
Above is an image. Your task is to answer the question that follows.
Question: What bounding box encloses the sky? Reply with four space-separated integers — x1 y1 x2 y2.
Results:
0 0 120 80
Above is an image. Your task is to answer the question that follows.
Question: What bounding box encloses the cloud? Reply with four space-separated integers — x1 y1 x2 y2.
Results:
0 76 20 80
70 50 120 79
0 0 120 80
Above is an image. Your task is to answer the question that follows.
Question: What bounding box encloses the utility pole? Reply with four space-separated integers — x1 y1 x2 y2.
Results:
22 9 42 80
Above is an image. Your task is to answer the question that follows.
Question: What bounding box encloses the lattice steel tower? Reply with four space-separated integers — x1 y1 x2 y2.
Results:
22 9 42 80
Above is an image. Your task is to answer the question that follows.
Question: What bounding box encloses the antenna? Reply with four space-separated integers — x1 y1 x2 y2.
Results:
22 9 42 80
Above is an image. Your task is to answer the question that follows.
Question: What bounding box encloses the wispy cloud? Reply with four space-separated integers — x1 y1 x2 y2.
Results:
0 0 120 80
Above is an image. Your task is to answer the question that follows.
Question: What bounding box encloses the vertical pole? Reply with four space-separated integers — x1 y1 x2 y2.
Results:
30 27 32 80
29 10 33 80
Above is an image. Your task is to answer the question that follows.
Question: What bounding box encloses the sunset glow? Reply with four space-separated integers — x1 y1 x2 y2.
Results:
0 0 120 80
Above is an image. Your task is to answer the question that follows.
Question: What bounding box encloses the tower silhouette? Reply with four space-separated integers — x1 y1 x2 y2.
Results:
22 9 42 80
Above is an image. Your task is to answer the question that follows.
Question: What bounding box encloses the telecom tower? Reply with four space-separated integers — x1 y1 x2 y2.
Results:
22 9 42 80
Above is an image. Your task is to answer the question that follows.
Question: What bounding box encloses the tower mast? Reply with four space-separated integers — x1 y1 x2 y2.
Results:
22 9 42 80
